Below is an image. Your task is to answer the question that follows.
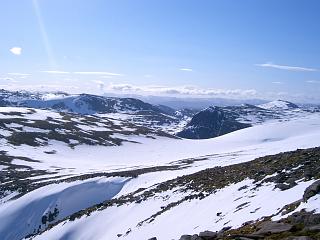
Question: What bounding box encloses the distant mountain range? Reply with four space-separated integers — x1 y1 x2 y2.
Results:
0 89 163 114
177 100 317 139
1 89 319 139
103 92 268 110
0 89 197 134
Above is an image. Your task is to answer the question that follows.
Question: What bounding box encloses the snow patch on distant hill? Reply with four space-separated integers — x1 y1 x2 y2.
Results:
258 100 299 110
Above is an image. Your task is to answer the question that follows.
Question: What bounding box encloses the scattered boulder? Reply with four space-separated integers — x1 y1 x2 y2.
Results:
287 211 320 226
148 237 157 240
276 183 291 191
179 235 191 240
304 224 320 232
198 230 218 239
253 221 293 235
179 234 202 240
191 234 202 240
286 178 297 187
217 226 232 237
303 180 320 202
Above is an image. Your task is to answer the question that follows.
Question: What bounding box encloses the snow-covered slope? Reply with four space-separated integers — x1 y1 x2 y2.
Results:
0 104 320 240
177 106 251 139
258 99 299 110
0 177 128 240
0 89 192 134
24 147 320 240
176 102 311 139
0 89 161 114
0 106 173 148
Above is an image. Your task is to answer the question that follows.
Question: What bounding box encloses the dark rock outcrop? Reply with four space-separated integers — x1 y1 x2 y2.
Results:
284 237 314 240
199 230 218 239
177 106 251 139
253 221 294 235
303 180 320 202
178 211 320 240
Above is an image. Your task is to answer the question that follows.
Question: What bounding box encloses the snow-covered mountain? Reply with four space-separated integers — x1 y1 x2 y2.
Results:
176 101 310 139
0 89 194 134
0 91 320 240
177 106 251 139
0 107 174 149
258 99 299 110
1 89 313 138
0 89 165 114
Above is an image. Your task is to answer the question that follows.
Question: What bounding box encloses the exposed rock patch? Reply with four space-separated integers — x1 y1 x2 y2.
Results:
303 180 320 202
177 106 251 139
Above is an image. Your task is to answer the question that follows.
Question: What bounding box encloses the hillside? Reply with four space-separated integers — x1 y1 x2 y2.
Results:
0 105 319 239
177 101 309 139
258 100 299 110
0 89 193 134
177 106 251 139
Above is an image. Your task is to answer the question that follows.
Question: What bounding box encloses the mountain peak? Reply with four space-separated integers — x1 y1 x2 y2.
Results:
258 99 299 110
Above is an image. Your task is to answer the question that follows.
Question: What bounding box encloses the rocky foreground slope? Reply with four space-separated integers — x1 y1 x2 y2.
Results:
178 209 320 239
18 147 320 240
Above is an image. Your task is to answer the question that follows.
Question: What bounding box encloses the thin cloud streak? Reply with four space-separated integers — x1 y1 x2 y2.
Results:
306 80 320 84
180 68 193 72
41 70 70 74
73 71 124 76
256 62 318 72
40 71 123 76
7 73 30 76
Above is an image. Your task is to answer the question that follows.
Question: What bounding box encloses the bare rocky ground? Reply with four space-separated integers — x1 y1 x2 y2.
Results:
176 210 320 240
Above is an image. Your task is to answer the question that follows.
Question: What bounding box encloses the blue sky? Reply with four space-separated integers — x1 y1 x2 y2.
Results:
1 0 320 102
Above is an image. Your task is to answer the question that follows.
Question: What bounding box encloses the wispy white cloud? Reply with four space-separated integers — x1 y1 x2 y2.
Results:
306 80 320 84
92 80 105 91
255 62 318 72
272 81 283 84
9 47 22 55
74 71 124 76
7 73 31 76
41 70 70 74
180 68 193 72
40 71 123 76
100 76 113 79
0 84 79 92
106 83 257 98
